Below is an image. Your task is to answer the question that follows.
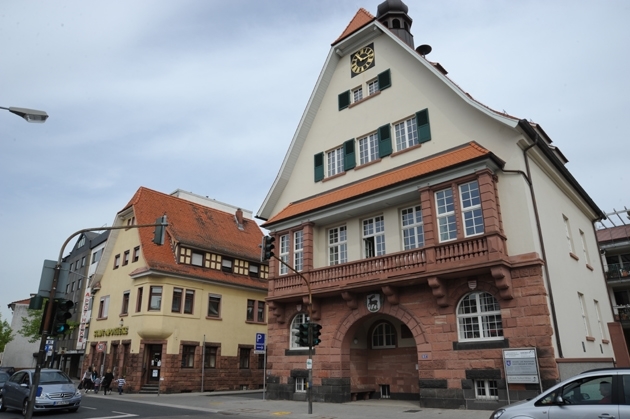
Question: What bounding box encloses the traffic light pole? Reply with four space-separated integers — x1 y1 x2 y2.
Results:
25 221 167 419
271 255 314 414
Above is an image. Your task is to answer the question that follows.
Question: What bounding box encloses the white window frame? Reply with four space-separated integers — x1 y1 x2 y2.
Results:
328 226 347 266
363 216 386 258
580 230 591 266
435 188 457 242
563 215 575 254
98 295 110 319
394 116 418 151
352 86 363 102
327 147 344 177
459 181 484 237
457 292 503 342
367 78 379 95
371 322 396 349
578 292 592 337
358 132 379 165
290 313 309 349
401 206 424 250
294 230 303 272
475 379 499 400
594 299 606 340
295 377 306 393
279 234 289 275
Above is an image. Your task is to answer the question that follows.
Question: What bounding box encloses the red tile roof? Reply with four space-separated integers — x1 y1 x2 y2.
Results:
332 8 375 45
263 142 496 227
124 187 266 291
597 225 630 244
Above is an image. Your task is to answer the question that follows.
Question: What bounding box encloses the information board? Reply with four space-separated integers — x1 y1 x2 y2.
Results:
503 349 539 384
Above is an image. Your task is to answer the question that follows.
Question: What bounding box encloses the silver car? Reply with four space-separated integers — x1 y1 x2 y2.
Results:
0 368 81 415
490 368 630 419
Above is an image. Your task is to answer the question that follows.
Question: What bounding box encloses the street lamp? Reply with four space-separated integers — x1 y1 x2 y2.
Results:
0 106 48 123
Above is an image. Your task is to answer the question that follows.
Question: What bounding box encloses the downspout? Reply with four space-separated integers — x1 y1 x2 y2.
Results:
500 121 563 358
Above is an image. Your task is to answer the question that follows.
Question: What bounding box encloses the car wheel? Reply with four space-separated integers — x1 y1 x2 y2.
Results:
69 407 79 413
0 396 7 412
22 399 29 416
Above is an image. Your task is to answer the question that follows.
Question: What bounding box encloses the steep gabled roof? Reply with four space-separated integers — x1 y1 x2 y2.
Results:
125 187 266 290
263 142 498 227
332 8 375 45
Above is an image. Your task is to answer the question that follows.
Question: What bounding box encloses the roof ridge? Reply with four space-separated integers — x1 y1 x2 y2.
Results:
332 8 375 46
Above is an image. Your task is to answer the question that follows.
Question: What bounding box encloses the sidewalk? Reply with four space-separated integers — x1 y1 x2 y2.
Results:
83 390 494 419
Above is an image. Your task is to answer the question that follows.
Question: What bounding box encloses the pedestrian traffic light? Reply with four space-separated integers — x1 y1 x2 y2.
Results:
293 322 310 347
261 235 275 262
153 215 167 245
311 323 322 346
51 299 74 336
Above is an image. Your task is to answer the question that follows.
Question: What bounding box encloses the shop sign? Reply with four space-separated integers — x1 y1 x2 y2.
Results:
93 326 129 338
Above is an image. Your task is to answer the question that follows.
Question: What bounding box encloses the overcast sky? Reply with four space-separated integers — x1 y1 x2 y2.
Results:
1 1 628 324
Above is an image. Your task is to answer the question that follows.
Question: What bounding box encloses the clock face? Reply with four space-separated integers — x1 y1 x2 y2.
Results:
350 44 375 77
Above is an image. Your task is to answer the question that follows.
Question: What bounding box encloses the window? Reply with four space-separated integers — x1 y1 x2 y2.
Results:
121 291 130 315
327 147 344 177
123 250 130 266
207 294 221 318
249 264 259 277
363 216 386 258
148 286 162 311
98 296 110 319
260 265 269 279
358 132 379 165
460 181 484 237
328 226 347 265
290 313 309 349
179 247 204 266
191 251 203 266
457 292 503 341
221 258 233 272
78 278 82 290
594 300 606 340
564 215 575 254
295 377 306 393
239 348 251 369
246 300 265 323
133 246 140 262
81 256 86 267
367 78 379 95
204 346 217 368
578 292 591 337
172 288 182 312
136 287 143 312
65 284 70 294
114 254 121 269
279 235 289 275
352 86 363 102
233 259 249 275
181 345 195 368
205 253 222 270
436 188 457 242
401 206 424 249
71 281 75 292
372 322 396 348
92 250 100 264
475 380 499 400
184 290 194 314
540 375 613 406
394 116 418 151
580 230 591 266
294 231 304 272
77 236 86 248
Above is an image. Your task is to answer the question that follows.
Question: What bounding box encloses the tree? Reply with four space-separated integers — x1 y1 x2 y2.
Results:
0 313 13 353
19 309 43 343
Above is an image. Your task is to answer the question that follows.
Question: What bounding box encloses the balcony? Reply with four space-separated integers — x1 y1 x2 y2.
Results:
270 233 508 301
606 262 630 281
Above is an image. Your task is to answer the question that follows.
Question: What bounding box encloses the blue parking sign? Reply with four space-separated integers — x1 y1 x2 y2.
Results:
255 333 266 352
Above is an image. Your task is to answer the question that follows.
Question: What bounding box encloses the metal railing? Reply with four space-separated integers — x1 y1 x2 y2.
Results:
605 262 630 280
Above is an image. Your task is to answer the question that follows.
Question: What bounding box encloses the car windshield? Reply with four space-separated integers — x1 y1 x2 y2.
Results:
40 371 72 384
0 373 9 383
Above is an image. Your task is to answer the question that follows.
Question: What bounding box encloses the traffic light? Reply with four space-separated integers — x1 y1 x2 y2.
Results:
293 322 310 347
261 235 275 262
51 299 74 336
311 323 322 346
153 215 167 245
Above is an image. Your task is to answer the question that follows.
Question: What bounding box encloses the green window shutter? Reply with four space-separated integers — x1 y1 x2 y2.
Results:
344 139 356 171
416 108 431 143
338 90 351 111
378 69 391 90
378 124 392 158
314 152 324 182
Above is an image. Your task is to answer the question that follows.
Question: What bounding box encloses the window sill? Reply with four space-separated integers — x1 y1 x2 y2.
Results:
322 171 346 183
602 339 610 344
570 252 579 261
391 143 422 157
119 313 128 317
355 158 382 171
585 336 596 342
586 264 594 271
453 339 508 351
206 316 222 320
97 316 108 321
246 321 267 325
348 90 381 109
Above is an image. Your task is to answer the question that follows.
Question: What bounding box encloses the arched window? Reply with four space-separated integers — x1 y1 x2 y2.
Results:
290 313 309 349
457 292 503 341
392 19 401 29
371 321 396 348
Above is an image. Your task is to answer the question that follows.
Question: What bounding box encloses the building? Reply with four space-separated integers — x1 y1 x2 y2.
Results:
83 187 268 393
597 208 630 350
256 0 622 410
2 298 38 369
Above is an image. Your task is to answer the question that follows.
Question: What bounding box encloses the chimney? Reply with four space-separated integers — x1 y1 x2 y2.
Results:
235 208 244 230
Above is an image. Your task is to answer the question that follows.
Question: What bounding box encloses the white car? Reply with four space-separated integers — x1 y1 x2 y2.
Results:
0 368 81 415
490 368 630 419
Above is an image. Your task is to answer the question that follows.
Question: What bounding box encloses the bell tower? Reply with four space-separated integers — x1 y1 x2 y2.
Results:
376 0 414 49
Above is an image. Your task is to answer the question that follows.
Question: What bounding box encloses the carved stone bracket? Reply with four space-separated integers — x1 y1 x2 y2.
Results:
491 266 513 300
381 286 399 305
303 296 321 321
341 291 358 310
268 301 285 324
427 276 449 307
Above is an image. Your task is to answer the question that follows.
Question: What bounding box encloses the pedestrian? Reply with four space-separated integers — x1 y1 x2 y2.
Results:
81 368 93 393
117 376 126 395
93 376 101 394
102 369 114 395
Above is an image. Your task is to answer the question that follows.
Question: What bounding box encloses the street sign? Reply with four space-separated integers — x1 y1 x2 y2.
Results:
255 333 266 352
306 359 312 370
37 260 70 298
